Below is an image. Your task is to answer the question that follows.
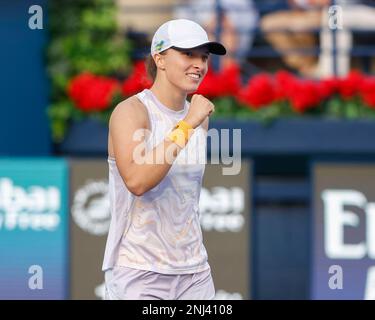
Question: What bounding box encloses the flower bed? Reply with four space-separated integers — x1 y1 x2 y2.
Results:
50 60 375 144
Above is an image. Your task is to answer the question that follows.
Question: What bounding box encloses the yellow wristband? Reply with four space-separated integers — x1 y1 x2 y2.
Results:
167 120 194 148
178 120 193 129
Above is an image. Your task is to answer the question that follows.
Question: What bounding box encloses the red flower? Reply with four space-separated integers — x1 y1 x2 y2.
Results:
274 70 298 100
68 73 119 112
360 77 375 108
195 68 222 97
195 63 241 98
288 80 321 113
217 63 241 96
318 77 339 100
275 71 322 112
338 70 364 99
122 61 152 96
237 73 276 109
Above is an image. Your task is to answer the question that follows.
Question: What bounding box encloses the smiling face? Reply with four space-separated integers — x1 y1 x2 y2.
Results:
153 46 209 94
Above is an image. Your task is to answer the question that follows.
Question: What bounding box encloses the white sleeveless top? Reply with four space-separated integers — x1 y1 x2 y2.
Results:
102 89 209 274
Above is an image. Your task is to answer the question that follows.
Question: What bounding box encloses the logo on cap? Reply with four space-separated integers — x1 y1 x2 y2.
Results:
155 40 164 52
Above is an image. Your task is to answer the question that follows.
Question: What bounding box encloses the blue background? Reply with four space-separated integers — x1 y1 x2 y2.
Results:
0 0 51 156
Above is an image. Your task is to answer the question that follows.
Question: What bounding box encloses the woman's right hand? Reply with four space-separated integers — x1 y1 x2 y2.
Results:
183 94 215 129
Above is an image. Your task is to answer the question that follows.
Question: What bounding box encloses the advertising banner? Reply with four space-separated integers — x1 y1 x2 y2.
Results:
0 158 68 299
312 163 375 299
69 159 109 299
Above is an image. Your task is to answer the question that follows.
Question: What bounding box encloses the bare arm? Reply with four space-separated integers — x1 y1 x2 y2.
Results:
201 116 209 132
110 94 213 196
110 97 182 196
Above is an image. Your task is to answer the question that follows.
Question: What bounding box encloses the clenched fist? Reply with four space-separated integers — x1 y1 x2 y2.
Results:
183 94 215 129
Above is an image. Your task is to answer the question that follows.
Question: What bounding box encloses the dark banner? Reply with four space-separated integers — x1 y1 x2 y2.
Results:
201 161 251 299
69 159 109 299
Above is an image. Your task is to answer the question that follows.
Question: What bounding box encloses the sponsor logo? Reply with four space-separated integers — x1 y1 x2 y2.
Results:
0 178 60 231
155 40 164 52
321 189 375 299
322 189 375 259
199 187 245 232
71 180 110 235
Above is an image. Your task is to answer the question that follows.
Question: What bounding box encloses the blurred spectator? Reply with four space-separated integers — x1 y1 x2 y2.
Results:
260 0 330 78
116 0 174 37
318 0 375 77
174 0 259 68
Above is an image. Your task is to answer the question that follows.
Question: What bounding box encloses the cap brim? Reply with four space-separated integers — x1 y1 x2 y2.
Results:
173 40 226 56
205 42 226 55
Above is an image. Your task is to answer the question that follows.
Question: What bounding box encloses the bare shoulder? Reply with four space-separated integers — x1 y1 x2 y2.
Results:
108 95 150 161
110 95 148 130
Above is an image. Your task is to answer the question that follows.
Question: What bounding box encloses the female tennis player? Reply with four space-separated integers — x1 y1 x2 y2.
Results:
102 19 226 300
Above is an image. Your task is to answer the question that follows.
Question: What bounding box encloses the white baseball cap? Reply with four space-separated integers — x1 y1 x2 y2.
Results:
151 19 226 56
